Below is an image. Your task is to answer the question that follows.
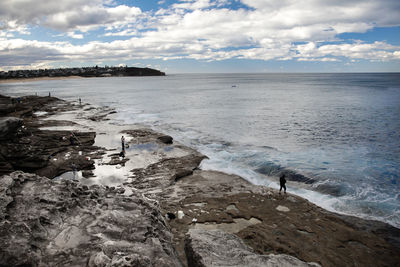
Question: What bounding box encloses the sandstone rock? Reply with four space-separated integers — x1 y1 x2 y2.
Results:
0 117 23 140
0 171 182 266
185 229 320 267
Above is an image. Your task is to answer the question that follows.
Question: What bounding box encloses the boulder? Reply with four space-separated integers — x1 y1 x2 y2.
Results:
158 135 173 144
0 117 23 140
185 229 320 267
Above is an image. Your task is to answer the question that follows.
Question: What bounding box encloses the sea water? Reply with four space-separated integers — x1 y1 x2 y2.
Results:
2 73 400 228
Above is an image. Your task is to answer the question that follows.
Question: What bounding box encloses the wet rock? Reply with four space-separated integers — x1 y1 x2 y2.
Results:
174 168 193 181
0 117 23 140
0 126 97 177
158 135 173 144
107 153 129 166
123 129 176 146
0 94 99 178
86 107 116 121
0 171 182 266
35 151 96 178
185 229 320 267
130 154 207 192
82 170 94 178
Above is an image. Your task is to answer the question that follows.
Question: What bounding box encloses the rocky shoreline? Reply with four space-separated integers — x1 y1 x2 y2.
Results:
1 94 399 266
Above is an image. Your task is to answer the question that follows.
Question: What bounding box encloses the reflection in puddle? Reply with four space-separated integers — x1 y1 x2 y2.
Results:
39 126 85 131
81 163 131 186
164 146 174 152
55 162 131 187
131 143 158 152
56 171 83 180
34 111 48 117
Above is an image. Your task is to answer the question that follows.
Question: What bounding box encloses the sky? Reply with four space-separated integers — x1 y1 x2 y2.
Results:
0 0 400 73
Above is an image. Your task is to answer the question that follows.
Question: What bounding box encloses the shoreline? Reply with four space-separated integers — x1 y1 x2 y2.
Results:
1 94 399 266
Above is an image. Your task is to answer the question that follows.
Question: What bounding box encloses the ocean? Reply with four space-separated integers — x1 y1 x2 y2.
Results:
1 73 400 228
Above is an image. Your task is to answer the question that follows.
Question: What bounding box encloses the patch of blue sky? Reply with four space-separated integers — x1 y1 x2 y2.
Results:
23 25 135 44
119 0 171 11
215 45 257 52
11 26 59 42
211 0 252 11
338 26 400 45
120 0 251 11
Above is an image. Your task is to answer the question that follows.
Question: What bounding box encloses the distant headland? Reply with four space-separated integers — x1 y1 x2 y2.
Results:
0 66 165 80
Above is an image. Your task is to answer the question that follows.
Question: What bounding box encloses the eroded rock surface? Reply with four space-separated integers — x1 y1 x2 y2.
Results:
0 171 182 266
185 229 320 267
0 94 101 177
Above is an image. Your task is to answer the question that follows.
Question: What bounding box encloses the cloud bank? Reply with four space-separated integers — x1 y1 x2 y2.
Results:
0 0 399 70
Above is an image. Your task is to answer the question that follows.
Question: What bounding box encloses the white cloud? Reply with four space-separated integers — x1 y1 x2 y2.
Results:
297 57 339 62
1 36 398 71
67 32 84 39
0 1 142 32
0 0 399 69
172 0 212 10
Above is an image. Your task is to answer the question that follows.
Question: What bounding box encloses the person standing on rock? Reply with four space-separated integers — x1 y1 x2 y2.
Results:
70 133 75 145
71 163 77 179
121 136 125 151
279 174 287 194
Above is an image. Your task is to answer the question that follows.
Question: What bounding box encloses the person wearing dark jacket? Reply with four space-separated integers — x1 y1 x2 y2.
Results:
69 134 75 145
279 174 287 194
121 136 125 151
